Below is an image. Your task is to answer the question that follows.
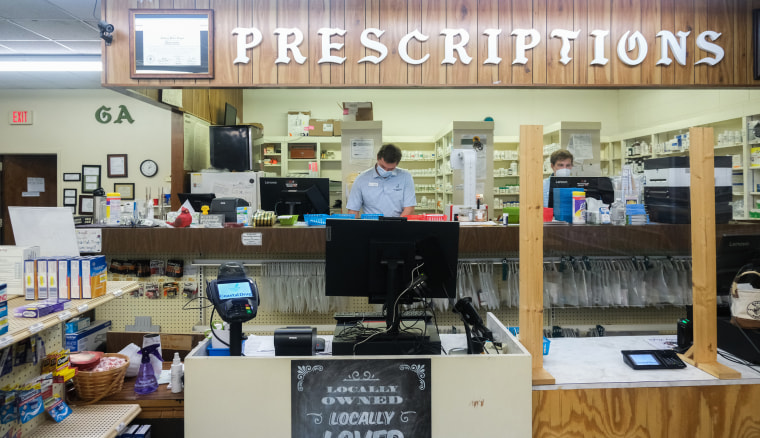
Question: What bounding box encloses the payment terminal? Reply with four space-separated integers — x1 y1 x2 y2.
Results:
206 262 260 356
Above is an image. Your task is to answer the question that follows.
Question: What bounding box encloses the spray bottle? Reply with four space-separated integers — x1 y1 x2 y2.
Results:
134 344 162 395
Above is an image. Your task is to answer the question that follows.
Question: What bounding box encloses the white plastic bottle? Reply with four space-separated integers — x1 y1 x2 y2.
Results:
611 198 626 226
170 352 183 393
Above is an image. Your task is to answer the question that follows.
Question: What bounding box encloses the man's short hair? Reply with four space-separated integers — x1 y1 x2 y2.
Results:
377 144 403 164
550 149 574 166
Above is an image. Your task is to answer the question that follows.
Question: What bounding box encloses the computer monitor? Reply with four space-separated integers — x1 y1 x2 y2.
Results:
259 177 330 219
177 193 216 212
547 176 614 208
223 102 237 125
325 219 459 331
716 233 760 298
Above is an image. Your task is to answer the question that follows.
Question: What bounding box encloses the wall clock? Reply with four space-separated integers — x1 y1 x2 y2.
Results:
140 159 158 177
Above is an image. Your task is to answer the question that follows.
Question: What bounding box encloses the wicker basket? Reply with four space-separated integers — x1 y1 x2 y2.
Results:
72 353 129 404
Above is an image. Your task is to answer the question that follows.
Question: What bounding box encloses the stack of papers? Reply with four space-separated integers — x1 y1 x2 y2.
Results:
625 204 650 225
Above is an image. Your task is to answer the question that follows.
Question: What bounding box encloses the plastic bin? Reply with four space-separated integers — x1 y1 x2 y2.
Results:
360 214 383 220
304 214 328 226
507 327 551 355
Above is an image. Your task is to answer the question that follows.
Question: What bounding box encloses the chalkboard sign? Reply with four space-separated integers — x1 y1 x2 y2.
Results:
292 359 432 438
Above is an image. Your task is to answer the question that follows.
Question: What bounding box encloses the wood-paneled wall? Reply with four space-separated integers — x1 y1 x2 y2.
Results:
102 0 760 88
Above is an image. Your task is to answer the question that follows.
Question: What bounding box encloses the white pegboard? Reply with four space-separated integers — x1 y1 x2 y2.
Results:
30 404 140 438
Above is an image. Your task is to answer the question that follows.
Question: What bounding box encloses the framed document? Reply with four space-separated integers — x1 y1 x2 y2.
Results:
63 189 77 207
81 165 101 194
114 183 135 200
78 195 94 215
63 172 81 181
130 9 214 79
107 154 128 178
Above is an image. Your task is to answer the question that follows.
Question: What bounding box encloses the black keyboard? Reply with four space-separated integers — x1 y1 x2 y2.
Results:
334 310 433 323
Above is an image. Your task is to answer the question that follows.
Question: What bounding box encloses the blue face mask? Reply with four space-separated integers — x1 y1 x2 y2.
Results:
376 165 391 178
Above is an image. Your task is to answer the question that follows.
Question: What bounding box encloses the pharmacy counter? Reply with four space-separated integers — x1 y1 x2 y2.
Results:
183 314 532 438
532 336 760 438
97 223 760 258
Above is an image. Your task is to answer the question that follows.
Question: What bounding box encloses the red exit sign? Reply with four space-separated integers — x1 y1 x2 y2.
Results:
9 110 33 125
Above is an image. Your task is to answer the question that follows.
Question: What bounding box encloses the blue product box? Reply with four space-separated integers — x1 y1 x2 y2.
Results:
119 424 139 438
65 317 90 334
134 424 152 438
14 300 70 318
65 320 111 352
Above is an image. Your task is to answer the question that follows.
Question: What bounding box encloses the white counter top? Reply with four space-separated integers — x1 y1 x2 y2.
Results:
537 335 760 390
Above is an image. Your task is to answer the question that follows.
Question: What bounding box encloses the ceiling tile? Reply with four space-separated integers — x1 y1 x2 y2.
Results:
56 40 101 54
0 20 47 40
0 40 74 54
0 0 76 20
14 19 98 40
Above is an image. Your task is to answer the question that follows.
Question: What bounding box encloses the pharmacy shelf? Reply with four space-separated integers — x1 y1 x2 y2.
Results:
32 404 141 438
2 281 138 350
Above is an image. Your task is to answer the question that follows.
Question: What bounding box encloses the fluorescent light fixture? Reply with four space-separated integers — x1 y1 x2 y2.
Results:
0 56 102 72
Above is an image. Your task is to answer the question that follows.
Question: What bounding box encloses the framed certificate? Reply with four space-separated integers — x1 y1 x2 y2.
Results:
78 195 94 215
130 9 214 79
114 183 135 201
63 189 77 207
81 165 101 194
107 154 128 178
63 172 81 181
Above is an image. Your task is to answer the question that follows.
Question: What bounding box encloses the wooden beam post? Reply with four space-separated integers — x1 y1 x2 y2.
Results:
519 125 555 385
683 126 740 379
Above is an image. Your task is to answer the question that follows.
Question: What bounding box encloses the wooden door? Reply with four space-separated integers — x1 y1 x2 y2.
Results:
1 155 58 245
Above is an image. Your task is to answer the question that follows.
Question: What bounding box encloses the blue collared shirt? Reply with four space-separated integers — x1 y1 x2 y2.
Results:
346 166 417 217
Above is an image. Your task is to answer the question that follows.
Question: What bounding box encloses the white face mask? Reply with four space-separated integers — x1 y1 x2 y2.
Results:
555 168 571 177
376 165 391 178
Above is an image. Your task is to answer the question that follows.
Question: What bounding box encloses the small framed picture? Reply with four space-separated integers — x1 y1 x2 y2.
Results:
114 183 135 200
63 188 77 207
78 195 94 215
63 173 81 182
81 165 101 194
107 154 128 178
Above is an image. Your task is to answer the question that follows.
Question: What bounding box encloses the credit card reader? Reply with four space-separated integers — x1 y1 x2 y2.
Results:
207 262 260 356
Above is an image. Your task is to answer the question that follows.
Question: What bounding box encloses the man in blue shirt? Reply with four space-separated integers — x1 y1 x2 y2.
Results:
543 149 574 208
347 144 416 217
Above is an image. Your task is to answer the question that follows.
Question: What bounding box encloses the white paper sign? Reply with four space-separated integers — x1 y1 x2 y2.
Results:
241 232 262 246
350 139 374 164
9 207 80 257
27 178 45 193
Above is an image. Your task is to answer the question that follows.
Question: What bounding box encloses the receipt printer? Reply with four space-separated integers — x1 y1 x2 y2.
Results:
274 326 317 356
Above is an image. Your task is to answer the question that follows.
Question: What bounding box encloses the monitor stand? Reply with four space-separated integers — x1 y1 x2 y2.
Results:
332 320 441 356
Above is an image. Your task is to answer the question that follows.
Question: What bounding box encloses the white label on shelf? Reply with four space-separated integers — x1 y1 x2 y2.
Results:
116 422 126 433
58 311 72 321
29 323 44 334
113 289 124 297
0 336 13 348
77 303 89 313
241 233 263 246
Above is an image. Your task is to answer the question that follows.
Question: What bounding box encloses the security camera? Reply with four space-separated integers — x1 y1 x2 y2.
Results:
98 20 114 33
98 20 114 45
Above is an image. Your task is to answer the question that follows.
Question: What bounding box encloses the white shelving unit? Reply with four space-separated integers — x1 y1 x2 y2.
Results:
1 281 141 437
493 136 520 211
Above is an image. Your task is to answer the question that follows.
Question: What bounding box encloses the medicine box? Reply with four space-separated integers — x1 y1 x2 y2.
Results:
36 259 48 300
69 258 81 299
133 424 152 438
80 256 107 299
65 320 111 352
65 316 90 334
118 424 139 438
57 258 71 301
25 259 36 300
14 300 70 318
0 245 40 296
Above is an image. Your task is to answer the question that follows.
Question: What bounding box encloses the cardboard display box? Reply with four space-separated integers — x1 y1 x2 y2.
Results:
287 111 311 137
342 102 373 121
309 119 342 137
